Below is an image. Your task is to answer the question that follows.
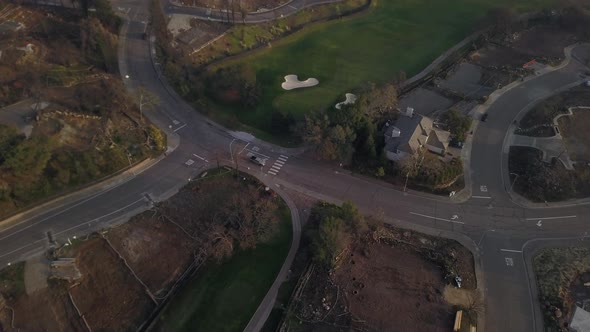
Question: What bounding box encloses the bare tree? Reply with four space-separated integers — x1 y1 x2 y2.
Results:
238 0 248 23
135 86 159 122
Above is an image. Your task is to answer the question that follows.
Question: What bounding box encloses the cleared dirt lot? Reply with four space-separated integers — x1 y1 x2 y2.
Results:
510 25 578 61
107 214 195 294
285 225 476 332
69 238 155 331
335 243 454 331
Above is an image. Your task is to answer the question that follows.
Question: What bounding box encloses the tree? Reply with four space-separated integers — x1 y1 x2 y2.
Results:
0 125 23 164
441 109 472 142
357 82 398 121
147 125 166 152
135 86 160 122
238 0 248 23
311 216 349 268
375 167 385 177
3 137 52 179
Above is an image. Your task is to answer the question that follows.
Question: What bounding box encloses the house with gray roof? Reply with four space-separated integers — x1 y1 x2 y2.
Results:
384 108 450 161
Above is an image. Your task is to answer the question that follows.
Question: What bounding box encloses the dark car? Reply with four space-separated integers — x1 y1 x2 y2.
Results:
450 139 464 149
247 152 266 166
481 113 488 122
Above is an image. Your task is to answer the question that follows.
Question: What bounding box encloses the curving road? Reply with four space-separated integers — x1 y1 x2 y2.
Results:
1 1 590 331
162 0 345 23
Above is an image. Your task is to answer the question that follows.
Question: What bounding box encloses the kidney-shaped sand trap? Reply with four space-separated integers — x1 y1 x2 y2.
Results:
335 93 357 109
281 74 319 90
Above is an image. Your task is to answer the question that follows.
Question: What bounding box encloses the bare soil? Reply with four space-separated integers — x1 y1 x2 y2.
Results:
287 226 476 332
335 242 454 332
510 25 578 61
5 287 86 332
469 43 533 69
107 214 195 294
68 238 155 332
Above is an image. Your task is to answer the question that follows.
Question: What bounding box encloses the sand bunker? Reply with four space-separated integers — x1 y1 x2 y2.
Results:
281 75 319 90
335 93 357 109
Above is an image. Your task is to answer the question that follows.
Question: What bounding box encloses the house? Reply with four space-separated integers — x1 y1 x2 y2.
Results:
384 107 450 161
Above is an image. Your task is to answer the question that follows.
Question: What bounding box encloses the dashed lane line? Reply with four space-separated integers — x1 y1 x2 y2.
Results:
524 215 576 221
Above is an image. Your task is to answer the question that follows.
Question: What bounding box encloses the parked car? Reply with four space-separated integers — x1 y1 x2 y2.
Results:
247 152 266 166
450 139 464 149
481 113 488 122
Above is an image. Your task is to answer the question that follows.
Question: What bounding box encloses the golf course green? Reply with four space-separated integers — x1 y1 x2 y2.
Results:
209 0 554 139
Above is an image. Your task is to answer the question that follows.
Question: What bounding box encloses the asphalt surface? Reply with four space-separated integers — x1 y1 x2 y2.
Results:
1 1 590 331
162 0 344 23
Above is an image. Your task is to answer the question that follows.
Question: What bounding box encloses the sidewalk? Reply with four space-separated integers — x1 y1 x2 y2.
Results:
452 43 586 204
0 155 166 230
0 15 181 228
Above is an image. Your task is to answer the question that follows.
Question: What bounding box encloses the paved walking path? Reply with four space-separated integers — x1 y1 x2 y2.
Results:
509 134 573 169
163 0 345 23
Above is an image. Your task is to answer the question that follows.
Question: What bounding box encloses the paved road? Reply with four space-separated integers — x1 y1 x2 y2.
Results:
162 0 344 23
1 1 590 331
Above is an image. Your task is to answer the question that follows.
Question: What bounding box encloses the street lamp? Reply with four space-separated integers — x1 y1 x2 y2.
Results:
509 172 519 191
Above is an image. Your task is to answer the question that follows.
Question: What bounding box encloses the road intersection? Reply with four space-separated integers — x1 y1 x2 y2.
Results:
2 1 590 331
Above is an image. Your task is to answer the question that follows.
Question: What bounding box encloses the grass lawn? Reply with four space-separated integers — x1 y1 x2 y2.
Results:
209 0 554 139
157 204 293 332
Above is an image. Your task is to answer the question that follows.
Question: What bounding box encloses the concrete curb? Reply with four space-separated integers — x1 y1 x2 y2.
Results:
242 173 302 332
0 12 178 229
273 176 486 330
0 156 163 229
497 47 590 208
165 0 345 24
521 236 590 332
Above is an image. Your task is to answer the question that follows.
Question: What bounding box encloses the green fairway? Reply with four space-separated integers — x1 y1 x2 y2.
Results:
157 205 292 332
209 0 554 138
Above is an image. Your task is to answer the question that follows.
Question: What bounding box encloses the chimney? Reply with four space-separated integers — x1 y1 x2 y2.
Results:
406 107 414 117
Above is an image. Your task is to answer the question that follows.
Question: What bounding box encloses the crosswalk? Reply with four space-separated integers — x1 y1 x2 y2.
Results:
268 155 288 176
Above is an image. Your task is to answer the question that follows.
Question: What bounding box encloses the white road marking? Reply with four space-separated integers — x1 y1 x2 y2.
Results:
53 198 145 237
278 156 288 162
185 159 195 166
271 165 281 171
505 257 514 266
192 154 209 162
274 160 285 166
172 119 180 125
174 124 187 132
409 212 464 224
238 142 250 155
288 5 297 10
500 249 522 253
525 215 576 221
480 185 488 192
0 198 145 258
0 243 34 259
536 220 542 227
268 170 277 175
252 146 260 152
472 195 492 199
